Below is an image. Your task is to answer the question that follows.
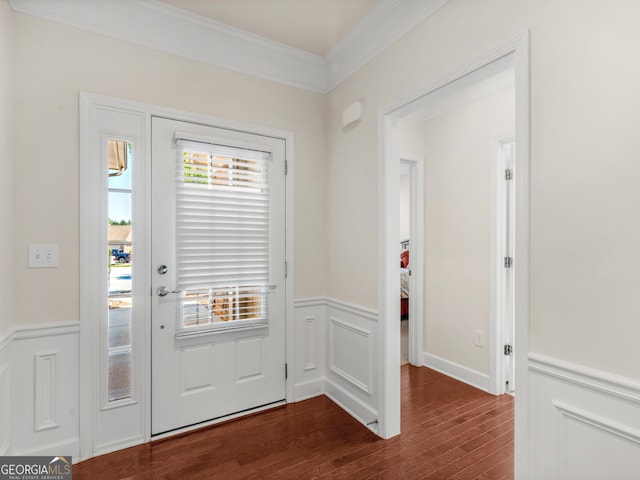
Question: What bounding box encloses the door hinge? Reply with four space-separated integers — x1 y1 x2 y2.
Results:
285 261 288 278
285 363 288 379
505 168 513 181
504 344 513 356
504 256 513 268
285 159 288 176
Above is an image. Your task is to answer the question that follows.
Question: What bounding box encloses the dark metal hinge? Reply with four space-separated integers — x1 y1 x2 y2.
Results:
504 256 513 268
504 344 513 356
505 168 513 180
285 363 288 379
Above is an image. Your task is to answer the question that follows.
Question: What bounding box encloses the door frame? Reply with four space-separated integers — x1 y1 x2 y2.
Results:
399 154 424 367
377 32 530 476
490 134 516 396
79 92 295 460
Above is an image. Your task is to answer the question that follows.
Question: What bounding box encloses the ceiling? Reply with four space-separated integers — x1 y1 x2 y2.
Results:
159 0 379 56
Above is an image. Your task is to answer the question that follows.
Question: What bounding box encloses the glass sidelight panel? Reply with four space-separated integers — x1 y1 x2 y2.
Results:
107 139 133 402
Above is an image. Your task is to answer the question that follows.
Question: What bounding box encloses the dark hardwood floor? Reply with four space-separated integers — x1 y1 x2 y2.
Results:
74 366 514 479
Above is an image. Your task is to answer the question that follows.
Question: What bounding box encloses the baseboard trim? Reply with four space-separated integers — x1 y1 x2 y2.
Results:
12 437 79 460
94 434 146 459
528 352 640 404
422 351 490 393
294 379 324 402
324 378 378 432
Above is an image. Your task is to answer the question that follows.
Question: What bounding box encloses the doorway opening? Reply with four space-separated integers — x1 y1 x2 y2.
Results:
378 35 530 463
396 62 516 395
398 155 424 368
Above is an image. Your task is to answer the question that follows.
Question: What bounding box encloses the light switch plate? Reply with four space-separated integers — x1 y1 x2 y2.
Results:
28 244 59 268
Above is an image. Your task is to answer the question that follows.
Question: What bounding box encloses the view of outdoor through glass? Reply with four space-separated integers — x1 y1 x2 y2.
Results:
176 143 271 335
107 139 133 402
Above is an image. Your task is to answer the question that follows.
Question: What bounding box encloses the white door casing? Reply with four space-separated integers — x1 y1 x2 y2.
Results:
501 139 516 393
81 93 295 459
151 117 286 435
378 35 530 477
400 155 424 367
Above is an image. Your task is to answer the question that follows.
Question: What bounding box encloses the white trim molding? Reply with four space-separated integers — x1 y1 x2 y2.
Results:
529 352 640 404
293 298 326 402
325 378 378 433
379 32 531 446
552 400 640 446
3 322 80 460
13 322 79 341
528 353 640 479
328 317 373 395
8 0 449 94
34 351 60 432
324 0 450 91
422 352 490 393
326 297 378 322
80 92 296 461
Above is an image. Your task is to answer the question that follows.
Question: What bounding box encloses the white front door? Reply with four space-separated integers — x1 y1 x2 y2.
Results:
151 117 286 435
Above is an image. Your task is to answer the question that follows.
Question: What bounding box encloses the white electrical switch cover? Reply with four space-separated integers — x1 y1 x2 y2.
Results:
28 244 59 268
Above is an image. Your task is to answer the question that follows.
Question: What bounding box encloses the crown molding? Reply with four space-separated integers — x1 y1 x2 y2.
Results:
8 0 326 92
8 0 449 94
324 0 449 92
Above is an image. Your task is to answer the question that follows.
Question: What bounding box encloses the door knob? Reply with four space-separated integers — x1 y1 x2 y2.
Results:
156 285 180 297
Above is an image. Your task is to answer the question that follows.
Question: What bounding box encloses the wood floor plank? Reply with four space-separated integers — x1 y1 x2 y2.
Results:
73 366 514 479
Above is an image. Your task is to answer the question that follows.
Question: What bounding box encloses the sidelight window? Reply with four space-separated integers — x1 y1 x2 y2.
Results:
107 139 133 402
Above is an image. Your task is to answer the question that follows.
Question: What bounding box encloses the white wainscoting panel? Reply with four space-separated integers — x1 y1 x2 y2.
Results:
325 298 378 429
293 298 325 401
10 323 80 459
529 353 640 480
329 317 372 395
304 316 317 372
34 351 59 431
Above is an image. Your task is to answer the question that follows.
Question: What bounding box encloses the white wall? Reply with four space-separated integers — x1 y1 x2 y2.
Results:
11 13 327 328
326 0 640 384
0 0 12 337
325 1 640 474
399 117 425 244
0 1 12 451
423 87 514 376
399 175 410 242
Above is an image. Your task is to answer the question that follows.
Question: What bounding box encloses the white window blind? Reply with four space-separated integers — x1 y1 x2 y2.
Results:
175 138 273 335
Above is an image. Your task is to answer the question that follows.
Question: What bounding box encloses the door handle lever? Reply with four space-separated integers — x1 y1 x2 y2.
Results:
156 285 180 297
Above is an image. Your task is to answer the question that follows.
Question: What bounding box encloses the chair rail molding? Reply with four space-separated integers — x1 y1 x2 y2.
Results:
528 352 640 479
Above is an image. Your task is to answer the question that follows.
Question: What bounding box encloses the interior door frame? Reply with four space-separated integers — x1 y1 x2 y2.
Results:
377 32 530 477
491 134 516 396
79 92 295 460
399 154 424 367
